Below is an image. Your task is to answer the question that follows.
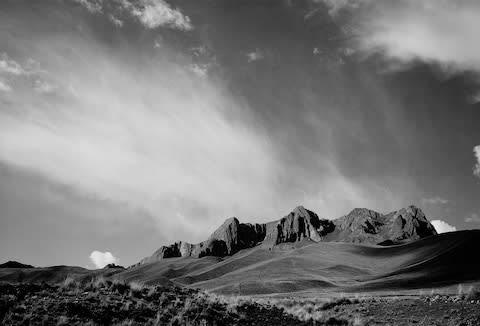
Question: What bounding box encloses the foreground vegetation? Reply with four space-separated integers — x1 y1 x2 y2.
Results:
1 278 480 325
0 279 353 325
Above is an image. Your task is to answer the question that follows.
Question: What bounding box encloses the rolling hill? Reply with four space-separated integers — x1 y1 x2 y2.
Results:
113 230 480 295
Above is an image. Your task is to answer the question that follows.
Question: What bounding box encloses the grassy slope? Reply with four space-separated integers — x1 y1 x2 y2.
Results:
0 265 125 284
112 230 480 295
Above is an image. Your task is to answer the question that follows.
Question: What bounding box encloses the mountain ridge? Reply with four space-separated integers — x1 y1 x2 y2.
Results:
136 205 437 266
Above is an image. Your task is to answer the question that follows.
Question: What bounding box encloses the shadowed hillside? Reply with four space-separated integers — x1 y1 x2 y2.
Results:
110 230 480 295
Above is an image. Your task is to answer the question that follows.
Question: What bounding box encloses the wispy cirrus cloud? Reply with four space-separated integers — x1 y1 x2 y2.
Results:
34 79 57 94
246 49 264 63
72 0 102 13
130 0 192 30
474 145 480 178
0 53 57 94
0 24 277 242
0 53 24 92
421 196 448 206
465 212 480 223
316 0 370 17
0 53 26 76
72 0 193 31
353 0 480 102
314 0 480 101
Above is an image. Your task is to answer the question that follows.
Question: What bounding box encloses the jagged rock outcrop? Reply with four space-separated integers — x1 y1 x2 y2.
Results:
329 205 438 244
389 206 437 241
264 206 334 245
138 217 267 264
208 217 266 255
137 205 438 265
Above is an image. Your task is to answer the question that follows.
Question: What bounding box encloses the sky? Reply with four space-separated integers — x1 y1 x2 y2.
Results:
0 0 479 268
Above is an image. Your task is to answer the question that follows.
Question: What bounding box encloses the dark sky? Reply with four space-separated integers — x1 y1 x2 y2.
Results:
0 0 479 268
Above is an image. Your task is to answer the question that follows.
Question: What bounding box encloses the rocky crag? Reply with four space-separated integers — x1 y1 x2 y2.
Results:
137 205 437 265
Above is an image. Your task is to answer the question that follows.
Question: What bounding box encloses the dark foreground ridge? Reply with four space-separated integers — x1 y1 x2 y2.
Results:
137 205 437 264
0 261 34 269
0 281 335 326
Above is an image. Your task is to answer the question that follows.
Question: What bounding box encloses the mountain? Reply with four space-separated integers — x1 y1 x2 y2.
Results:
323 205 438 244
136 205 437 265
137 218 267 264
0 261 34 269
116 230 480 295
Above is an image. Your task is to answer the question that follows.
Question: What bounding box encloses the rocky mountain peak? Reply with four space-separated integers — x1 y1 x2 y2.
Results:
137 205 439 265
389 205 437 241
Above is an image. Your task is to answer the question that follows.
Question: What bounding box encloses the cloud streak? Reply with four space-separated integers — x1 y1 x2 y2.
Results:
0 79 11 92
356 1 480 78
317 0 370 17
465 213 480 223
246 49 264 63
474 145 480 178
73 0 193 30
421 196 448 206
0 19 278 242
131 0 192 30
0 53 26 75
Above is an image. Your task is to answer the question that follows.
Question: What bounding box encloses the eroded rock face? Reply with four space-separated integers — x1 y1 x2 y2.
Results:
331 205 438 244
138 217 267 264
264 206 334 245
138 205 438 265
138 242 182 264
207 217 266 255
389 206 438 241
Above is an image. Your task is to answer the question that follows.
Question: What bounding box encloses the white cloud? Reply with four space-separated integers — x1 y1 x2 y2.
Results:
470 92 480 104
34 79 57 94
131 0 192 31
246 49 264 62
0 53 27 92
421 196 448 206
89 250 118 268
465 213 480 223
474 145 480 178
0 79 12 92
0 53 26 76
0 53 50 93
190 63 208 77
358 1 480 75
72 0 103 13
431 220 457 234
73 0 192 31
317 0 369 17
108 14 123 27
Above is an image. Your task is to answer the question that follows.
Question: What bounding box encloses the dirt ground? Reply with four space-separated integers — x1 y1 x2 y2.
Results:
321 296 480 326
